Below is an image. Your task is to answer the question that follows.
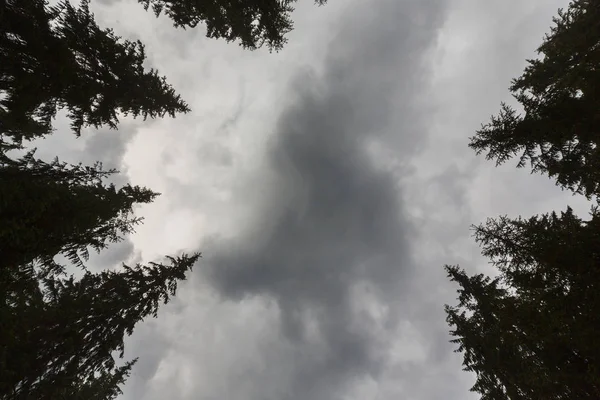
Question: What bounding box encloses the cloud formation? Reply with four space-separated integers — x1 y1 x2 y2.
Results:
200 0 448 398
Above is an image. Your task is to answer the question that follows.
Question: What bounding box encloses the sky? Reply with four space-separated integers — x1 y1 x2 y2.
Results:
30 0 593 399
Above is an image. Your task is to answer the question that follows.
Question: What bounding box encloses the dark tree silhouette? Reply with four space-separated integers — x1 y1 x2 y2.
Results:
469 0 600 198
138 0 327 51
446 207 600 399
0 1 195 392
0 145 200 399
0 0 189 144
0 149 157 276
1 250 199 399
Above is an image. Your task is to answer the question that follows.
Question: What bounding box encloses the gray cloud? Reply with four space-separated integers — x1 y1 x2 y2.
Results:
84 127 131 167
87 238 136 271
121 321 172 400
199 0 448 398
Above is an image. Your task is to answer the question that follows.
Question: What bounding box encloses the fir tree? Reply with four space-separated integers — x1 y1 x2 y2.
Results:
138 0 327 51
445 207 600 399
469 0 600 198
1 252 200 399
0 0 189 144
0 148 157 277
0 146 200 398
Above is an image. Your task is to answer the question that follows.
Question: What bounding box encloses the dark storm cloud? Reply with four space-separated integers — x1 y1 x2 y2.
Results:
201 0 448 399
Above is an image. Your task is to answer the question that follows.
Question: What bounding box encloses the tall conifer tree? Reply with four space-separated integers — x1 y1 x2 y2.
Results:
0 0 189 144
469 0 600 198
138 0 327 51
446 208 600 399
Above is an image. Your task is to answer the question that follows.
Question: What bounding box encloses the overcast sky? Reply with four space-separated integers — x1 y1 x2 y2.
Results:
31 0 592 399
